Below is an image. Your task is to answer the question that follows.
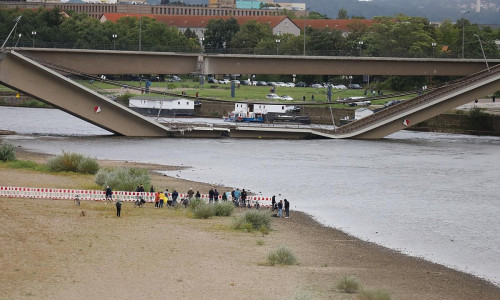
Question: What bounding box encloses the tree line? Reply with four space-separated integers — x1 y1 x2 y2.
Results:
1 7 498 59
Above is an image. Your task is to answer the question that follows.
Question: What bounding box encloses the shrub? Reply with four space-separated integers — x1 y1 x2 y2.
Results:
256 239 265 246
188 198 205 211
0 143 16 162
357 290 391 300
213 202 235 216
266 245 297 266
77 157 100 174
47 151 82 172
336 276 361 293
95 167 150 191
243 210 272 230
192 203 215 219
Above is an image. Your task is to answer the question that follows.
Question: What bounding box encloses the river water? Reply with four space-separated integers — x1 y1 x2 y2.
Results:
1 107 499 285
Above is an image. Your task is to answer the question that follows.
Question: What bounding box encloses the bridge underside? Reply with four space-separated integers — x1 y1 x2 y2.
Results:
0 51 170 137
17 48 500 76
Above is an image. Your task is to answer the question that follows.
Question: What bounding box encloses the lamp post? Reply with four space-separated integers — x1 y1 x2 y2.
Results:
473 34 490 72
14 33 21 47
459 10 470 59
275 39 280 55
431 42 437 58
358 40 363 56
112 34 117 50
31 31 36 47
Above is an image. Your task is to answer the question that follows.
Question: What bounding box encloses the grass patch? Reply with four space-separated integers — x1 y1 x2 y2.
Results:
256 239 265 246
266 245 297 266
357 289 391 300
336 276 361 293
0 159 50 172
0 142 16 162
95 167 150 191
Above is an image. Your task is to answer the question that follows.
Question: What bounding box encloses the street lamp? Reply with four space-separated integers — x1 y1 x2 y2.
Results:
473 34 490 72
31 31 36 47
275 39 280 55
358 40 364 56
431 42 437 57
459 10 470 59
14 33 21 47
112 34 117 50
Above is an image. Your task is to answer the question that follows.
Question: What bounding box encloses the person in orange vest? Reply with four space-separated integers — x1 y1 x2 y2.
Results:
155 192 160 208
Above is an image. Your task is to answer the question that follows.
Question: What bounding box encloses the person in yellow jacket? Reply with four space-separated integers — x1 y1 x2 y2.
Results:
158 191 166 208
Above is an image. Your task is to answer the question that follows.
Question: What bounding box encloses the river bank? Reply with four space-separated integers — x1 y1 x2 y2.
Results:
1 148 499 299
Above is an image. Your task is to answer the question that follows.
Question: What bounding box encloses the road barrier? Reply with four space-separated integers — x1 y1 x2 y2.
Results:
0 186 273 207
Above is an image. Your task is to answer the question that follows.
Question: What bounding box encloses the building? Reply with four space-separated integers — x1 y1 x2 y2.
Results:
100 13 301 39
209 0 236 8
129 96 195 117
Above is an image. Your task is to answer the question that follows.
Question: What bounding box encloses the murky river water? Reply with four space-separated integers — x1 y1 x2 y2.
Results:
1 107 499 285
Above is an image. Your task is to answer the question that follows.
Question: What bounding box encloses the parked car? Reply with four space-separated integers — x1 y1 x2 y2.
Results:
240 80 251 85
348 83 363 89
281 95 294 101
295 82 307 87
256 81 267 86
266 93 282 100
219 79 230 84
267 82 277 86
232 80 240 85
311 83 324 89
208 77 218 84
285 82 295 87
168 75 181 82
333 84 347 89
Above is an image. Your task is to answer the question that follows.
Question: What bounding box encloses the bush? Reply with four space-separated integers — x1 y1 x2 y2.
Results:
213 202 235 216
357 290 391 300
77 157 100 174
336 276 360 293
266 245 297 266
243 210 272 230
47 151 99 174
188 198 205 211
192 203 215 219
0 143 16 162
95 167 150 191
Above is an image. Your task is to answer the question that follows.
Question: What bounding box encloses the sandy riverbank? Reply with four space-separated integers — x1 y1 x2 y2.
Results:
1 148 499 299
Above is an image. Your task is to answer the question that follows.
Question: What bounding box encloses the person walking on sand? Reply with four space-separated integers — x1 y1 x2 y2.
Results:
284 199 290 218
116 200 122 217
277 200 283 218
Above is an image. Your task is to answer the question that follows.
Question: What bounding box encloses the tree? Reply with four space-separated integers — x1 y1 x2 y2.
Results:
307 11 329 20
203 18 239 51
229 20 273 53
337 9 348 20
183 28 198 40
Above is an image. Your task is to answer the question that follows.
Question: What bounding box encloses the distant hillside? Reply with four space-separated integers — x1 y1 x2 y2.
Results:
180 0 500 24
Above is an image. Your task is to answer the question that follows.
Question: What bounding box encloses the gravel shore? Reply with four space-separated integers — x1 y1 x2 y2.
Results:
1 148 499 299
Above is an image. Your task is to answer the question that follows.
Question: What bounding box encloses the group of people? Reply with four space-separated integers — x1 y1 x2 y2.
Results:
106 184 289 217
271 195 290 219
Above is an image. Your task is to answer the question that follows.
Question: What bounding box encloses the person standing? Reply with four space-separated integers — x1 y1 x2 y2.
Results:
187 188 194 200
155 191 160 208
208 188 215 204
214 189 219 203
277 200 283 218
222 191 227 202
105 185 113 202
171 190 179 206
195 191 201 200
150 185 155 193
241 189 247 207
116 200 122 217
225 190 231 202
159 191 166 208
271 195 276 211
284 199 290 218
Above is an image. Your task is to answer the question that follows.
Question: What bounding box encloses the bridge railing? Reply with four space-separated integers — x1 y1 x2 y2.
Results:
332 64 500 136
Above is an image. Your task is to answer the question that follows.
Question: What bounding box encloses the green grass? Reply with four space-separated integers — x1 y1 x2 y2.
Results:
0 160 49 172
232 210 272 232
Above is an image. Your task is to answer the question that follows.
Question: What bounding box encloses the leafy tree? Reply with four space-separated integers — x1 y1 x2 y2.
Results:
183 27 197 40
306 11 329 20
306 27 346 56
229 20 273 52
337 9 348 20
203 18 239 51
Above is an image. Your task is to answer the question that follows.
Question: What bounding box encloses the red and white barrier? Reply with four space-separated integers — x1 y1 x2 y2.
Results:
0 186 273 206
